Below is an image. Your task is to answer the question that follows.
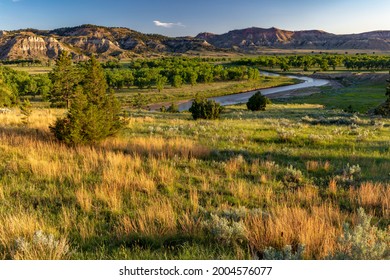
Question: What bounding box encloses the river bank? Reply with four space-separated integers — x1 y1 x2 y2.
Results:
177 72 330 111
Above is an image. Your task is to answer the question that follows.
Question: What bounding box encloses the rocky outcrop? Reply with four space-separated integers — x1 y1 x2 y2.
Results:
0 25 217 60
0 33 84 60
1 24 390 61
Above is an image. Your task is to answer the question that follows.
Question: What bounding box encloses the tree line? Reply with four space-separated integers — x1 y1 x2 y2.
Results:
0 66 51 107
236 54 390 71
104 57 260 91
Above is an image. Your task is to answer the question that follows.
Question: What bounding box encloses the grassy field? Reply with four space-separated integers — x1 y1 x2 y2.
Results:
7 65 52 75
289 83 386 113
0 103 389 260
271 72 388 114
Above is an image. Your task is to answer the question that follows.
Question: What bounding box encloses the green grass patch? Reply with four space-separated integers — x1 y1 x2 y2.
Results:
279 80 387 113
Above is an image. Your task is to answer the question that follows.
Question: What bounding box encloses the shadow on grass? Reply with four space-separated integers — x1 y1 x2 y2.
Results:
0 126 53 143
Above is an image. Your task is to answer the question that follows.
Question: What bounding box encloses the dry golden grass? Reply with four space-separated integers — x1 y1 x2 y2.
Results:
306 160 320 172
225 155 245 177
103 137 210 159
189 188 199 213
0 211 54 259
77 217 96 241
306 160 331 172
328 178 337 194
349 182 390 218
75 186 93 213
0 184 4 201
0 108 61 130
293 185 320 205
244 204 344 259
118 199 177 237
177 212 204 236
95 184 123 213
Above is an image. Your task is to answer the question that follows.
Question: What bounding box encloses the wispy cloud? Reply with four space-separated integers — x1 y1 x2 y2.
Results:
153 20 185 28
12 0 22 2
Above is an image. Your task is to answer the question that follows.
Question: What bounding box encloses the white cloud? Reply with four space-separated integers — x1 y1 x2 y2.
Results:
153 20 185 28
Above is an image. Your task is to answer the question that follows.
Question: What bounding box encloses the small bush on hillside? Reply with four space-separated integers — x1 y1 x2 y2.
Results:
161 103 179 113
342 163 361 182
374 100 390 116
246 91 270 111
374 75 390 116
263 244 306 260
189 97 223 120
202 214 245 245
281 165 305 189
329 208 390 260
12 230 70 260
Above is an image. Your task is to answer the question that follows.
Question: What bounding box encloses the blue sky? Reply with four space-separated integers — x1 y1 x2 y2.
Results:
1 0 390 36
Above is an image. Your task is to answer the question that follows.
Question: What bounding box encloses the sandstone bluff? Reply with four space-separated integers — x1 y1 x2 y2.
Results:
1 24 390 60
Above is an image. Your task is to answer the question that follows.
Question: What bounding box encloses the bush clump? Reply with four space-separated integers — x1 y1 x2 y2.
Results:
374 75 390 116
189 97 223 120
160 103 179 113
246 91 270 111
263 244 306 260
12 230 70 260
330 208 390 260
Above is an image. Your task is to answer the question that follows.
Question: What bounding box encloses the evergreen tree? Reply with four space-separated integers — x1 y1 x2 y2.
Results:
50 57 122 145
49 51 80 108
246 91 270 111
189 96 222 120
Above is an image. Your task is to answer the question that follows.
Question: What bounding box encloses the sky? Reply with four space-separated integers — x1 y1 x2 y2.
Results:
1 0 390 36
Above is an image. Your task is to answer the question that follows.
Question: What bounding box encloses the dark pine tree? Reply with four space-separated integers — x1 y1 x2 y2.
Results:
50 56 122 145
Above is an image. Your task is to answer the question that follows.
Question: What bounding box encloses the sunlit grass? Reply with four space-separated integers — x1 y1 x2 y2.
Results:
0 104 389 259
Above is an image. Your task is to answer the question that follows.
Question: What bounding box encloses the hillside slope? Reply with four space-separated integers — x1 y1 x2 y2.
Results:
196 27 390 51
1 24 390 61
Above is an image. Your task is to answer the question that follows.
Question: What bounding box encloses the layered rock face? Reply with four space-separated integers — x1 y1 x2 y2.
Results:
0 25 215 61
1 25 390 61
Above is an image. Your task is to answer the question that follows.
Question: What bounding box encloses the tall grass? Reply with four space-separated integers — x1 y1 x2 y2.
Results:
0 106 389 259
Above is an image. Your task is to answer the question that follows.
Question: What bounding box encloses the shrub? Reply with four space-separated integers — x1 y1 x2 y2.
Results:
202 214 245 245
12 230 70 260
281 165 305 189
374 100 390 116
189 97 223 120
342 163 361 182
263 244 305 260
374 76 390 116
166 103 179 113
330 208 390 260
246 91 270 111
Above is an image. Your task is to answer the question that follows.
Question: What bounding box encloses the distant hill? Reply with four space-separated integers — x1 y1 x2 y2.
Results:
1 24 390 61
0 24 216 61
196 27 390 51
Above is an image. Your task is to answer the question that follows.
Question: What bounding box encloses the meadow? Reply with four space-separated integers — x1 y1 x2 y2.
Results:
0 102 389 259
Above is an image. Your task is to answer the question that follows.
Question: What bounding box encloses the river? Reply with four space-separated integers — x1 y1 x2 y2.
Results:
178 72 330 111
